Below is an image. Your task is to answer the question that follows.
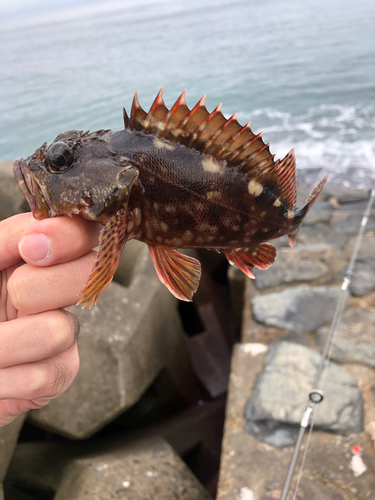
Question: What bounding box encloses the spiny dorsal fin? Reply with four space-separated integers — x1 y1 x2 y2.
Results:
126 89 278 175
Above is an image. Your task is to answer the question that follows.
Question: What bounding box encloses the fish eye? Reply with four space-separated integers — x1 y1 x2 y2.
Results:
46 142 74 172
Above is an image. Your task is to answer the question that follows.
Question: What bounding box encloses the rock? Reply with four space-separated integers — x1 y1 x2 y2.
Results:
216 344 375 500
343 255 375 296
244 342 364 447
6 437 212 500
347 234 375 255
296 224 348 249
324 187 370 204
0 162 28 220
331 213 375 235
28 242 194 438
0 415 25 483
304 201 334 225
316 308 375 367
252 285 342 332
253 250 328 290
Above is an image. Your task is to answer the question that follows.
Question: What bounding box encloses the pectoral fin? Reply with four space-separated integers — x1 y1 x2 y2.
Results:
225 243 276 279
77 209 129 309
148 245 202 301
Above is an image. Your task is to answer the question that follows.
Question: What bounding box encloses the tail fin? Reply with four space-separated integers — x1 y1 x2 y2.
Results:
288 173 328 247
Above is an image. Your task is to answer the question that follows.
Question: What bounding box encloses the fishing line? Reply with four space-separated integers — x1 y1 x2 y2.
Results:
279 187 375 500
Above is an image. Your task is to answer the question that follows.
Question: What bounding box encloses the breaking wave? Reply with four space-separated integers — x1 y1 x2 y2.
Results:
238 102 375 188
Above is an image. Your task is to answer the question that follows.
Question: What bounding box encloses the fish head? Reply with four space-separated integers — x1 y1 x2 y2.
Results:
13 129 138 223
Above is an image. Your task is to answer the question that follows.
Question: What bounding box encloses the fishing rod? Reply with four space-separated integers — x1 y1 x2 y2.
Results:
279 187 375 500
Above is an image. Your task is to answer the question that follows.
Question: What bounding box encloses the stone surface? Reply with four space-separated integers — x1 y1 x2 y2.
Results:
244 342 364 447
6 437 212 500
217 344 375 500
331 213 375 235
316 308 375 367
28 241 194 438
296 224 348 249
56 437 212 500
347 234 375 255
347 256 375 296
0 415 26 483
304 201 334 225
0 162 27 220
253 250 328 290
265 478 345 500
324 187 371 204
252 285 342 332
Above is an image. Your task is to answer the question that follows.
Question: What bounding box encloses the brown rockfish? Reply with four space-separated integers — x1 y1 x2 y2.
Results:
13 89 328 307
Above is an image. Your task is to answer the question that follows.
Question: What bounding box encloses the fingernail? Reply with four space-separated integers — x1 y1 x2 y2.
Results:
19 234 51 263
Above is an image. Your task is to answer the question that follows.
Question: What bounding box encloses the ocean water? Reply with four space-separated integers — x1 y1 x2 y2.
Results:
1 0 374 187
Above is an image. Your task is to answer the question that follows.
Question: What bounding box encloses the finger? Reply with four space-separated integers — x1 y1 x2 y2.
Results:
7 250 105 314
0 343 79 401
0 310 79 369
0 213 34 270
18 215 101 266
0 398 50 427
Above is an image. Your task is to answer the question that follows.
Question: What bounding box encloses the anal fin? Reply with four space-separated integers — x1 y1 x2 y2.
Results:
77 209 129 309
225 243 276 279
148 245 201 301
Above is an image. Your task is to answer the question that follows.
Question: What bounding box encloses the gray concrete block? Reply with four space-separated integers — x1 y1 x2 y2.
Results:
28 241 194 438
55 437 212 500
0 415 26 483
0 162 28 220
6 437 212 500
252 285 342 332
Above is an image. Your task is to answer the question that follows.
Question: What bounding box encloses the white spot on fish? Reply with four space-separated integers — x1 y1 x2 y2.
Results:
153 137 174 151
206 190 222 200
248 180 263 197
148 176 156 185
172 237 182 246
127 221 134 232
206 235 215 242
196 202 204 210
230 240 239 245
202 158 221 173
287 210 295 219
273 197 281 207
160 221 168 232
232 225 239 231
156 236 162 242
198 223 210 232
196 236 204 244
153 202 159 210
223 217 231 227
184 204 194 215
183 230 193 242
261 211 267 218
165 204 176 213
134 208 142 226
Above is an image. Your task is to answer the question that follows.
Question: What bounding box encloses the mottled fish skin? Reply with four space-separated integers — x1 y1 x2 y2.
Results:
111 130 292 247
13 89 328 306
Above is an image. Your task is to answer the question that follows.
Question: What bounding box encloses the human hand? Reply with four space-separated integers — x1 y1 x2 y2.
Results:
0 213 101 426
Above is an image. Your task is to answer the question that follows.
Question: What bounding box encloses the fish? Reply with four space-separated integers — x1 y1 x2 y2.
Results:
13 89 328 308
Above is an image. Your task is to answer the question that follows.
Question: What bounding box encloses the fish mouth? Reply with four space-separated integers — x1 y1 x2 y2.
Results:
13 158 54 219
